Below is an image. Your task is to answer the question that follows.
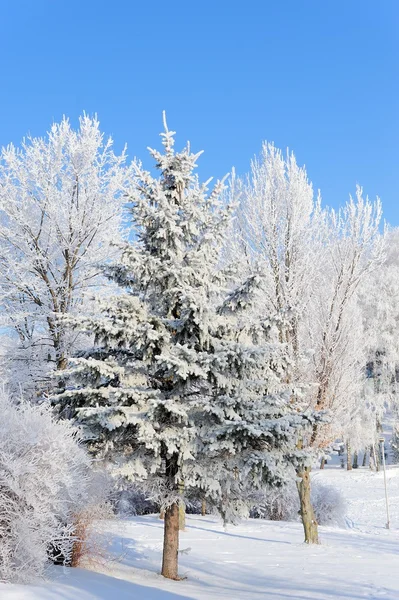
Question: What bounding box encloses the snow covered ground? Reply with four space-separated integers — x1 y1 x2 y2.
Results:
3 466 399 600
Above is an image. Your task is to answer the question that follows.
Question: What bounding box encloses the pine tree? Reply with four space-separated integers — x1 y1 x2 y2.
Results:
56 117 309 578
189 273 314 526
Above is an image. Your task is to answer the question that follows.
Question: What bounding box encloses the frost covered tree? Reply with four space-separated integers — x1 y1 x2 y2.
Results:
0 115 131 394
0 391 93 583
225 144 323 542
228 142 322 324
358 227 399 455
56 117 309 579
359 228 399 369
308 191 385 450
227 145 384 543
190 272 316 528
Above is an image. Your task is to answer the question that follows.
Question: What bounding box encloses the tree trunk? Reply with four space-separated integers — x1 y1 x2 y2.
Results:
178 481 185 531
370 444 379 471
362 450 368 467
352 451 358 469
347 442 352 471
161 502 180 580
160 510 165 520
320 457 326 469
296 466 319 544
201 499 206 516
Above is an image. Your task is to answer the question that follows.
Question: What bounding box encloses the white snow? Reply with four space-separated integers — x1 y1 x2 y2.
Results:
3 466 399 599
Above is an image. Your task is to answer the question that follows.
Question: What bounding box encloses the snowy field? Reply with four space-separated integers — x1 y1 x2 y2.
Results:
3 466 399 600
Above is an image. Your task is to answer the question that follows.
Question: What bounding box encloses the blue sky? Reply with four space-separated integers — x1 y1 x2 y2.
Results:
0 1 398 223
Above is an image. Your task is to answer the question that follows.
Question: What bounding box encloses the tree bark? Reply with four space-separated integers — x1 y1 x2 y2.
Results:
320 457 326 469
161 502 180 580
296 466 319 544
347 442 352 471
371 444 380 471
201 499 206 516
159 510 165 520
178 481 185 531
362 450 368 467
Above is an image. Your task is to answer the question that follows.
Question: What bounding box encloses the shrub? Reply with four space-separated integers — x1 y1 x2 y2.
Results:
112 484 158 517
249 478 346 527
250 482 299 522
0 393 93 583
311 478 346 526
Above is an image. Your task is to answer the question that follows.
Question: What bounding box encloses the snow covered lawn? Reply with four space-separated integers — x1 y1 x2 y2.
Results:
3 467 399 600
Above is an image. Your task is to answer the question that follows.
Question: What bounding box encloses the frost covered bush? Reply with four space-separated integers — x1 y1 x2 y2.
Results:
250 482 299 522
0 393 94 583
250 478 346 527
112 484 158 517
311 479 346 526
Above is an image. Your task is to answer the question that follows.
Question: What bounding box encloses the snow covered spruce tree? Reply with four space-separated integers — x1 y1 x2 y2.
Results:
56 117 231 579
56 116 309 579
0 115 131 395
191 272 317 528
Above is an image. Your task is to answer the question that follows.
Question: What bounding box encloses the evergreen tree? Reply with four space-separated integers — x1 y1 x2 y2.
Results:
190 273 314 526
57 117 309 579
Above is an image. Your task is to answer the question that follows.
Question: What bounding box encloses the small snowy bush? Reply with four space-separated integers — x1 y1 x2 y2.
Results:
0 393 93 583
311 479 346 526
249 478 346 527
112 484 158 517
250 482 299 522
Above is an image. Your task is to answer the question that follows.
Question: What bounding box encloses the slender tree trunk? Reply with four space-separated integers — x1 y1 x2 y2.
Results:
362 450 368 467
296 466 319 544
320 457 326 469
352 451 358 469
160 510 165 520
371 444 379 471
161 502 180 580
347 442 352 471
201 499 206 516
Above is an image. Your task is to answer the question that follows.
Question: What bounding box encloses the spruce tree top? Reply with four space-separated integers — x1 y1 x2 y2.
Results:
57 115 231 496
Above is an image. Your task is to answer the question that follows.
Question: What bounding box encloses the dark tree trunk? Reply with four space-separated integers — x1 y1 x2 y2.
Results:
296 466 319 544
362 450 368 467
320 457 326 469
161 502 180 580
201 499 206 516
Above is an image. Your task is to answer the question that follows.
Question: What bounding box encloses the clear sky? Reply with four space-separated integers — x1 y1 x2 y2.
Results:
0 1 398 223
